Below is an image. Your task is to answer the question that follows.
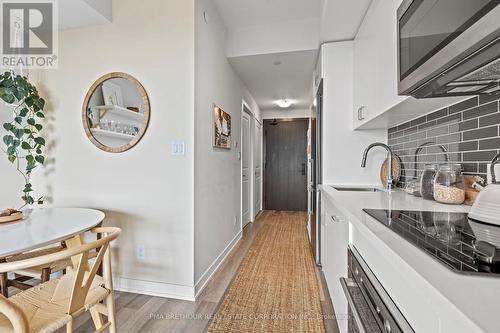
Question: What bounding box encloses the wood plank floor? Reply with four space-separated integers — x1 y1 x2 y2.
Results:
51 211 339 333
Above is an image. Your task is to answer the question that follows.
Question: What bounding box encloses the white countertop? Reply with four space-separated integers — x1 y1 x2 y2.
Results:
321 184 500 333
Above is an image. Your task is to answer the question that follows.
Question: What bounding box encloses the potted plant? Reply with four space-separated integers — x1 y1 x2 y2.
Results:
1 71 46 211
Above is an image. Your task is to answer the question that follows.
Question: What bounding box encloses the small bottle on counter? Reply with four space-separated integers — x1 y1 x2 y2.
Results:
420 164 439 200
433 164 465 205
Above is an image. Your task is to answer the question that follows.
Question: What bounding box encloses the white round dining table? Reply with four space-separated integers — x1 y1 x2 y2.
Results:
0 208 105 258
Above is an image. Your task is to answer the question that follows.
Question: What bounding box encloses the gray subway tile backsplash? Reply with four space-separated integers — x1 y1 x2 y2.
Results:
449 97 478 114
463 101 498 120
462 126 498 141
388 96 500 187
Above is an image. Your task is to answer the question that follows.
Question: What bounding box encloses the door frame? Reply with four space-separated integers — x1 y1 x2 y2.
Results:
254 118 263 217
241 100 256 230
263 117 310 211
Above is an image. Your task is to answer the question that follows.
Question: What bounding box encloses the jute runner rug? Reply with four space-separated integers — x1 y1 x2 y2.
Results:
208 211 326 333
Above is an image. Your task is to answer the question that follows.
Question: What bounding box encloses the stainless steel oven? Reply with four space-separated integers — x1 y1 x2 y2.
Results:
397 0 500 98
340 246 414 333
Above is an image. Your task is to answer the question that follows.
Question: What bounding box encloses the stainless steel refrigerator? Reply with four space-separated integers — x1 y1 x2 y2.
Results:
309 80 323 266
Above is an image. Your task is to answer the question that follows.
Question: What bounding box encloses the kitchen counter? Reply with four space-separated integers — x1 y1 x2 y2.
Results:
321 184 500 333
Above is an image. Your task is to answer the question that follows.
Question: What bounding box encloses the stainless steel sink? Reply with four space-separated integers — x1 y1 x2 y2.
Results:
331 186 380 192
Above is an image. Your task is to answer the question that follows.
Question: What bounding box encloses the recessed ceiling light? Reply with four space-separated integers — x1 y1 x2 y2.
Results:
275 99 293 108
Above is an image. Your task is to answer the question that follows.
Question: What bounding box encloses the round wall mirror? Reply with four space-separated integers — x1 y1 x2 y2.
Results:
82 72 150 153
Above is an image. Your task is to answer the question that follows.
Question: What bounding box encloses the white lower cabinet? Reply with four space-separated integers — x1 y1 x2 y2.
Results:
321 195 349 333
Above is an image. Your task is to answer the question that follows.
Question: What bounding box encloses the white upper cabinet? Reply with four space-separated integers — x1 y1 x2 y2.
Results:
353 0 464 130
353 0 406 128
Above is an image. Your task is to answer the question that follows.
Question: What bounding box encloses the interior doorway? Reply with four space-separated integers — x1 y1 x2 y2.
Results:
241 107 252 227
264 118 308 211
254 120 262 215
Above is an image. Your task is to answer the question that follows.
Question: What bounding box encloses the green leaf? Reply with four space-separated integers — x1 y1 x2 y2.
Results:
14 128 23 139
7 146 16 155
8 155 16 163
14 116 22 124
2 78 13 87
35 155 45 164
26 155 34 163
21 141 32 149
26 196 34 205
25 96 33 107
14 88 25 100
34 124 43 131
34 137 45 146
27 118 36 126
1 93 15 104
2 135 13 145
3 123 13 131
12 139 20 148
35 111 45 118
23 128 32 134
19 108 28 117
36 148 42 154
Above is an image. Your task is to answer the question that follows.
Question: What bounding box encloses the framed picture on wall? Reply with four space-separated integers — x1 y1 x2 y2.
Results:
213 104 231 149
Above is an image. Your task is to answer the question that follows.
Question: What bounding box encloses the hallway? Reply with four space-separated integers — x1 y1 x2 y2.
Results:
56 212 335 333
209 211 326 332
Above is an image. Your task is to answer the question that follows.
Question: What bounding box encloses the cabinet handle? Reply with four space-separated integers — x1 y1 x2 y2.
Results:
357 106 366 121
330 215 344 223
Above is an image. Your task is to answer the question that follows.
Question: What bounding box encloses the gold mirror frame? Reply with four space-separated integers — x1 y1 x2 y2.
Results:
82 72 150 153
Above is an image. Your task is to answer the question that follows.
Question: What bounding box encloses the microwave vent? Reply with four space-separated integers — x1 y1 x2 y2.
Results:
456 57 500 82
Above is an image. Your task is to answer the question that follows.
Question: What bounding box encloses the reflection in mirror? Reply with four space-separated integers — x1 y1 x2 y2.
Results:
83 73 150 153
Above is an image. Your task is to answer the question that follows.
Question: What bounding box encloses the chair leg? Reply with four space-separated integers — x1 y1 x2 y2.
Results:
90 307 104 330
66 319 73 333
0 272 8 298
41 268 51 283
106 292 117 333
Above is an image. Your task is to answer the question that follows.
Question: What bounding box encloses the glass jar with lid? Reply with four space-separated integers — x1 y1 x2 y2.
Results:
420 164 439 200
433 164 465 205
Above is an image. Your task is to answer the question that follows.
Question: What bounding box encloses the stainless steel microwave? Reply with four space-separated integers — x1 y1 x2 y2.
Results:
398 0 500 98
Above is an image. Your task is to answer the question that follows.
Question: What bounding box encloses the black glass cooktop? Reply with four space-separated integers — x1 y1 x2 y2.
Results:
363 209 500 276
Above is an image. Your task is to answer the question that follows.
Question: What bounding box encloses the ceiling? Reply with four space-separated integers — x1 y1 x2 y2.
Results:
320 0 372 41
213 0 322 29
59 0 112 30
213 0 374 112
229 50 317 111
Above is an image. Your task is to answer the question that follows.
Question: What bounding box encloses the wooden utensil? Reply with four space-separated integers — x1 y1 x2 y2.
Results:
0 212 24 224
464 175 480 206
380 154 402 188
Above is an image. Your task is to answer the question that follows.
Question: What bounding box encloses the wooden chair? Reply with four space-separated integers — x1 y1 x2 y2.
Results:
0 227 121 333
1 244 98 297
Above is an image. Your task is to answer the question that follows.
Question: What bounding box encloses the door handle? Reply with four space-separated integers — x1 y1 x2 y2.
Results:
340 278 367 333
357 106 366 121
300 163 306 175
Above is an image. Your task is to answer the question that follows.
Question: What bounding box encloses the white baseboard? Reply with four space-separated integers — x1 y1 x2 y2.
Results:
113 276 196 301
194 230 242 297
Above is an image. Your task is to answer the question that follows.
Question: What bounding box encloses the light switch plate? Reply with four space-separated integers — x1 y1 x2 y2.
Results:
171 142 185 156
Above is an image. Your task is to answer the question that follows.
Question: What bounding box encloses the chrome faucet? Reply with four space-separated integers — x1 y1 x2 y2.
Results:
414 142 449 178
361 143 395 191
491 152 500 184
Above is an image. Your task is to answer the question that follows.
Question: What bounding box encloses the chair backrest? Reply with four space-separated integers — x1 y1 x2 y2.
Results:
0 227 120 319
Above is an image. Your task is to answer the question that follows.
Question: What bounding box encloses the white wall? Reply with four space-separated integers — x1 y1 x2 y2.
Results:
194 0 261 294
262 109 310 120
321 42 386 185
0 0 197 300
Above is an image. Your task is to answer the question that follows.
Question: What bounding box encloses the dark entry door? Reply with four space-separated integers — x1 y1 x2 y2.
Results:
264 119 308 211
